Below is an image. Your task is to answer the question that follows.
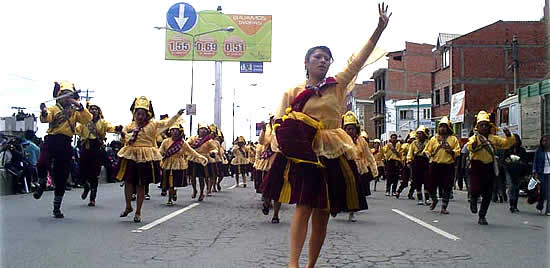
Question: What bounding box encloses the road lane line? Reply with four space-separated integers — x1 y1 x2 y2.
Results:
134 203 200 232
227 183 242 189
392 209 460 241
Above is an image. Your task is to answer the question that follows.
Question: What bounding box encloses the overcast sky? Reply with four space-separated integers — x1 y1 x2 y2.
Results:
0 0 545 142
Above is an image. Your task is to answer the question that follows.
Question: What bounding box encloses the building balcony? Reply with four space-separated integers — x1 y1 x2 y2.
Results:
369 90 386 100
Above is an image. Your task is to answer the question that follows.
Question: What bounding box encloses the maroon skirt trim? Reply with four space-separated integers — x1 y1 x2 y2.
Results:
261 153 367 214
116 158 160 186
162 169 188 188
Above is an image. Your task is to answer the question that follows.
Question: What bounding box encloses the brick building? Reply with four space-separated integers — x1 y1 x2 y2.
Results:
346 81 376 138
431 20 547 137
369 42 435 138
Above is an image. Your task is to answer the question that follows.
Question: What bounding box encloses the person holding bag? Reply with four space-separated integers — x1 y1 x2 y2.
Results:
532 135 550 216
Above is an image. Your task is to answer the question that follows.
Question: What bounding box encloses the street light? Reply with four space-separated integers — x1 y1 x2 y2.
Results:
154 26 234 134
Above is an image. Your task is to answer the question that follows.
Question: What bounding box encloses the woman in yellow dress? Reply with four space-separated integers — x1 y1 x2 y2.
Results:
261 4 391 266
116 96 183 222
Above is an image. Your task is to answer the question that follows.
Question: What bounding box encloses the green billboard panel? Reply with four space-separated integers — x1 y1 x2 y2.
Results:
165 11 272 62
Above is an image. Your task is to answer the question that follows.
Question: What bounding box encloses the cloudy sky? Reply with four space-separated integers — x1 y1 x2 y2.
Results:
0 0 545 143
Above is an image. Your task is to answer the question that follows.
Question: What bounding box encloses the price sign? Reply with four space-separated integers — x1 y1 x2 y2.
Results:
195 35 218 58
223 36 246 58
167 36 191 57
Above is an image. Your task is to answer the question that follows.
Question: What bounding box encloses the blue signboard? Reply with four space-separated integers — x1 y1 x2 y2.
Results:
166 2 197 33
240 61 263 73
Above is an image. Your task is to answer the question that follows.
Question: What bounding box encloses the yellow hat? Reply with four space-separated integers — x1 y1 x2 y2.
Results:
168 118 185 133
416 125 430 137
58 81 75 94
208 123 218 134
438 116 453 134
373 139 381 143
237 136 245 143
217 128 223 137
130 96 154 118
360 130 369 138
475 111 491 124
342 111 360 128
408 131 416 139
198 122 209 130
86 102 104 119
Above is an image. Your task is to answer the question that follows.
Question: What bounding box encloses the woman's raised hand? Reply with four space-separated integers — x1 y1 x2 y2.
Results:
378 2 392 31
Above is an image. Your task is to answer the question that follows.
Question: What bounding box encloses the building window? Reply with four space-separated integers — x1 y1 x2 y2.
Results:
444 87 450 104
423 108 431 119
442 48 449 68
399 110 413 120
435 89 441 106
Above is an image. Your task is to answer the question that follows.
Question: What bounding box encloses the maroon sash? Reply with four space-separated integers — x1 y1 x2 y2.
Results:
274 77 337 164
164 138 183 159
192 135 212 149
128 121 149 145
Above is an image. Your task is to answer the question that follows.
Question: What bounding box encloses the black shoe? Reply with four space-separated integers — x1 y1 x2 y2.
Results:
470 200 478 214
65 185 72 191
407 192 415 200
262 204 270 215
53 209 64 218
33 187 44 200
81 188 89 200
503 193 508 202
430 199 438 210
88 200 95 207
478 216 488 225
161 191 167 197
144 194 151 200
395 191 401 199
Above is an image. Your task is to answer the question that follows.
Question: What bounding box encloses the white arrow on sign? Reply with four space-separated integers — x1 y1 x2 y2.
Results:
175 4 189 30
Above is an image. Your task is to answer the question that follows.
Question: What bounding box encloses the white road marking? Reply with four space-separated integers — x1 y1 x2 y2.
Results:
132 202 200 232
392 209 461 241
227 183 243 189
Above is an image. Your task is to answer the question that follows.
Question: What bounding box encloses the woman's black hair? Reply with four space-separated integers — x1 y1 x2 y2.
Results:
304 46 333 78
540 134 550 150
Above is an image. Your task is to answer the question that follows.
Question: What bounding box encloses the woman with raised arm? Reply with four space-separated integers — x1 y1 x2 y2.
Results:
261 3 391 267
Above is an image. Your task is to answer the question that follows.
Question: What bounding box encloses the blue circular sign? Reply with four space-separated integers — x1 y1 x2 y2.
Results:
166 2 197 33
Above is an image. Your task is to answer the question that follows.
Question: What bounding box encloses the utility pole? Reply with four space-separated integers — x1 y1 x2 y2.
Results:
512 35 519 93
80 89 95 102
416 89 420 128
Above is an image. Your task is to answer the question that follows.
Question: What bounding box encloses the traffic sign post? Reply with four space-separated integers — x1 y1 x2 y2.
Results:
186 104 196 115
166 2 197 33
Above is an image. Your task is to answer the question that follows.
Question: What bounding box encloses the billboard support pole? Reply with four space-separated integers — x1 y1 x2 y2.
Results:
214 61 222 128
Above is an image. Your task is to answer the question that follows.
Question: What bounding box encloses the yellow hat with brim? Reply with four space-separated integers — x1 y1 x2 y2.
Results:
131 96 154 118
438 116 453 134
342 111 360 129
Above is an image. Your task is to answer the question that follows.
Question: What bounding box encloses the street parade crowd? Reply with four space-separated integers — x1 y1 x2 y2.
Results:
3 3 550 268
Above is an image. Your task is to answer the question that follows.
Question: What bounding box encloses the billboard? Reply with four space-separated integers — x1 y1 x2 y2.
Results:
165 11 272 62
450 91 465 123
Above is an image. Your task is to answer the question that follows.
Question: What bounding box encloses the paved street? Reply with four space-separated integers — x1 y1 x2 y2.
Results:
1 178 548 268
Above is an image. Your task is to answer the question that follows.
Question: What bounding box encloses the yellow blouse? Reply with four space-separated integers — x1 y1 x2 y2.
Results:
211 139 225 162
186 136 219 163
117 114 180 163
372 147 385 167
423 135 460 164
383 142 402 162
406 139 429 163
400 143 410 163
467 134 516 164
159 138 207 170
231 145 249 165
76 119 117 141
354 137 378 177
273 39 379 160
247 145 256 164
40 103 92 137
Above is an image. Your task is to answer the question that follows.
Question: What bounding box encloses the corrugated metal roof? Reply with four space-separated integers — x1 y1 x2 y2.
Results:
437 33 461 48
